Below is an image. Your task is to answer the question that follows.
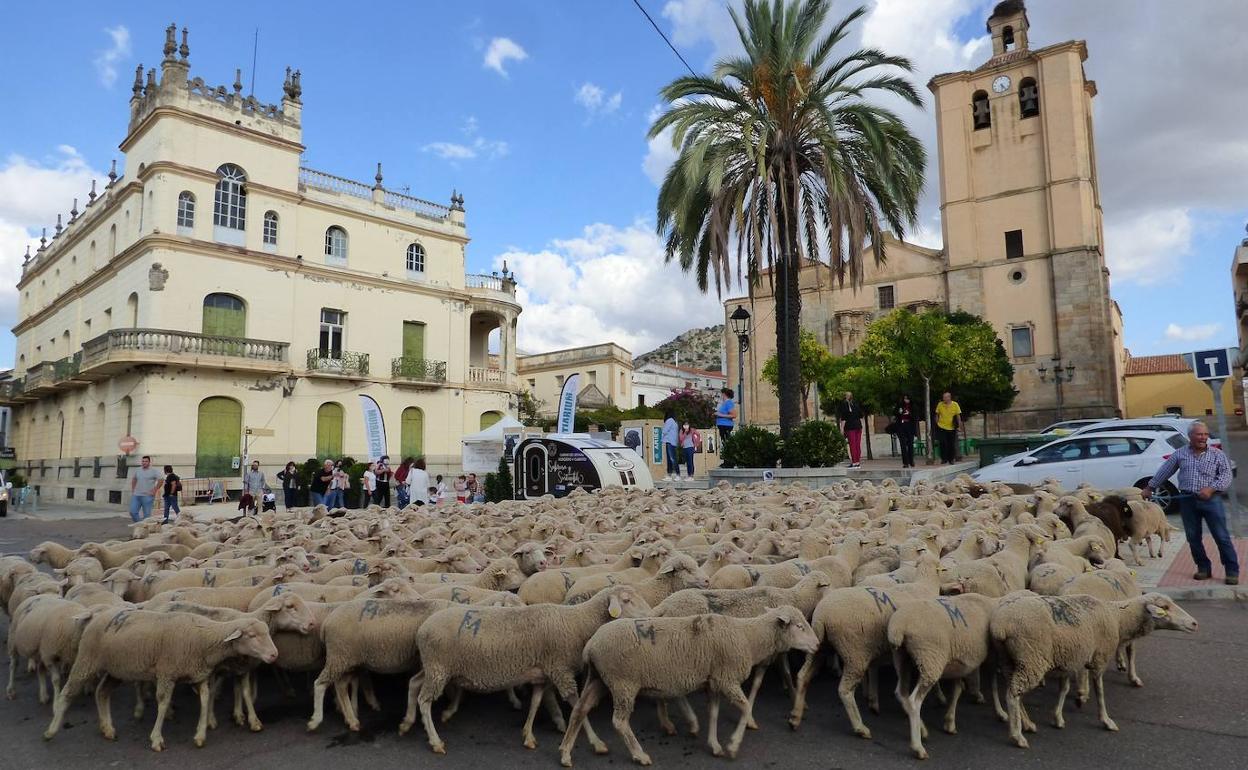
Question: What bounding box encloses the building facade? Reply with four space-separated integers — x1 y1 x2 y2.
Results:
1123 354 1243 420
725 1 1127 433
518 343 634 416
0 25 521 503
632 362 727 408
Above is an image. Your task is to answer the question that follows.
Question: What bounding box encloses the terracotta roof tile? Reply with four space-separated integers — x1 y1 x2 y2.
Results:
1125 354 1190 376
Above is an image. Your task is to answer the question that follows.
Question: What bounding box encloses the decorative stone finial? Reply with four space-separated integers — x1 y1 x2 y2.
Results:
38 228 47 251
88 179 97 203
145 68 157 94
55 214 63 236
283 67 293 97
23 244 31 265
132 65 144 97
179 27 190 60
107 159 118 187
163 23 177 61
70 198 79 221
374 162 384 190
450 190 465 211
290 69 302 101
234 68 243 95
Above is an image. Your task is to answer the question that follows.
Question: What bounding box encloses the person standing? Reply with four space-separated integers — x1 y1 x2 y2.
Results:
454 475 468 504
435 474 448 503
407 458 431 508
161 465 181 524
934 391 961 465
128 456 162 522
330 462 349 509
361 462 377 507
276 462 300 511
678 422 699 479
715 388 737 444
836 392 865 468
892 395 918 469
242 460 266 515
394 458 413 508
310 459 333 507
466 473 479 503
661 410 680 481
374 455 392 507
1143 421 1239 585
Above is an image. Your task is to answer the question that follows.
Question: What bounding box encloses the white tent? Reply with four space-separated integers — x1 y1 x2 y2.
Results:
461 416 526 473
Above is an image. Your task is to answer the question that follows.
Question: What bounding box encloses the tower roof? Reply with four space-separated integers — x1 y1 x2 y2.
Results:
987 0 1028 32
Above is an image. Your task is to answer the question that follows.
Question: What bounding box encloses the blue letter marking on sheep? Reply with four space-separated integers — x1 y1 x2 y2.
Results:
937 598 969 628
633 620 657 645
865 587 896 613
458 609 482 637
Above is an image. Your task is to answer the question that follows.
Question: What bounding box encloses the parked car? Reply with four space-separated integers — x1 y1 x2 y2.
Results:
972 430 1186 511
1066 416 1226 451
1038 418 1118 436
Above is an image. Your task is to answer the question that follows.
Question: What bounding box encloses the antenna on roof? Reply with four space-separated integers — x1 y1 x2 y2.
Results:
249 28 259 96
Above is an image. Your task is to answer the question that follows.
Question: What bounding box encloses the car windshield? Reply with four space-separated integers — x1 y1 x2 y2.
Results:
1166 434 1188 450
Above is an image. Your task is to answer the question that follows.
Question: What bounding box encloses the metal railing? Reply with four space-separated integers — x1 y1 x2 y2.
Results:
468 366 508 385
391 357 447 383
81 329 289 368
306 348 370 377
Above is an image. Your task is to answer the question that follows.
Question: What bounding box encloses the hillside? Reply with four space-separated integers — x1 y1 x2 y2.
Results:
634 325 724 372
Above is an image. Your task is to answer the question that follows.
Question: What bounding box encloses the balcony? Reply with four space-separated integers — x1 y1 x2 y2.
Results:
306 348 370 378
468 366 512 388
22 362 55 396
391 357 447 387
466 273 517 299
0 378 25 405
80 329 290 378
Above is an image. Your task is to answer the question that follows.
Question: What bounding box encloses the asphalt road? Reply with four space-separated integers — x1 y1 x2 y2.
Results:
2 516 1246 769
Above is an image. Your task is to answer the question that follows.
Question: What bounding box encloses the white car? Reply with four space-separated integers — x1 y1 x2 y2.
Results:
972 430 1186 510
1066 416 1224 450
1038 418 1118 436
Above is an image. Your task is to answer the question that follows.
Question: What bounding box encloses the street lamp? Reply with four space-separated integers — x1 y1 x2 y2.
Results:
1037 358 1076 419
729 306 752 426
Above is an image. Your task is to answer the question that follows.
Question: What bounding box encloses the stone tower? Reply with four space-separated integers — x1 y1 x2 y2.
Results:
929 0 1123 429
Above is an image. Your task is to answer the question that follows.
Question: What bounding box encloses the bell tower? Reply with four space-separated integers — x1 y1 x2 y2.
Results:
928 0 1122 430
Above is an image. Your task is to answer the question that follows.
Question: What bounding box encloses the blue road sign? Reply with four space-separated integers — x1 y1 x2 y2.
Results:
1189 348 1233 381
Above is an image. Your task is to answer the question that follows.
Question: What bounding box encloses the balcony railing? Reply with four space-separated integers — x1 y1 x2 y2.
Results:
22 363 51 392
0 378 24 401
52 352 81 382
82 329 289 369
391 357 447 384
468 366 508 385
299 167 457 224
306 348 370 377
382 190 454 221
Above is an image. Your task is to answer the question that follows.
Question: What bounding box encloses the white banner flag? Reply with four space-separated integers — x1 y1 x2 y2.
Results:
556 373 581 434
358 394 388 461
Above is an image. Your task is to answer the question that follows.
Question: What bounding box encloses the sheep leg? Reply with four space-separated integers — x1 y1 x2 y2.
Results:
778 653 795 694
134 682 147 721
1093 671 1118 732
943 678 965 734
721 683 754 758
1052 676 1070 728
361 671 381 712
965 668 985 704
6 650 16 700
440 683 464 723
308 672 331 731
838 661 872 739
865 666 881 714
522 683 545 749
507 686 524 710
399 672 424 735
1115 643 1128 673
95 676 117 740
1005 689 1028 749
1127 643 1142 687
417 670 449 754
655 700 677 735
34 663 50 705
542 686 568 731
552 672 608 752
275 667 298 697
610 690 650 766
991 671 1007 722
193 679 213 747
673 696 699 737
149 679 174 752
743 664 766 729
48 663 63 704
788 651 820 729
558 676 605 767
232 677 246 727
898 665 937 758
338 678 360 731
1075 670 1090 707
241 673 263 731
706 692 723 756
44 666 88 741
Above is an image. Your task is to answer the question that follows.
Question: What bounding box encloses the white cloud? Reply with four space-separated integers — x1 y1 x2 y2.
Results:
422 118 509 161
1104 208 1194 286
1164 323 1221 343
93 25 131 88
0 146 107 342
575 83 622 118
497 221 725 355
483 37 528 77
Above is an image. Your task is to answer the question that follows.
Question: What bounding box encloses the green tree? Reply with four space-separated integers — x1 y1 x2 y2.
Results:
517 390 545 427
761 329 835 418
651 0 926 441
655 388 717 427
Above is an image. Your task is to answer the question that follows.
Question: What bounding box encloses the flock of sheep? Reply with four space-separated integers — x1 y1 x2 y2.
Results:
0 475 1198 764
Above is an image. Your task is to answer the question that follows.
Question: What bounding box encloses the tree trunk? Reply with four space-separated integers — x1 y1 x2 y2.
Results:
775 200 803 450
923 376 933 464
864 414 874 461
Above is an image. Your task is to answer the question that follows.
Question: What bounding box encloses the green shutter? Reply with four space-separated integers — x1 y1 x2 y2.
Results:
401 407 424 458
480 411 502 431
402 321 426 360
316 402 344 458
202 295 246 337
196 397 242 477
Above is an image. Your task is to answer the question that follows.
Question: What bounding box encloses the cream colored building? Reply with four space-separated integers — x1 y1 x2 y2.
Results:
633 362 727 408
0 25 520 503
725 1 1127 433
518 343 633 416
1123 354 1243 420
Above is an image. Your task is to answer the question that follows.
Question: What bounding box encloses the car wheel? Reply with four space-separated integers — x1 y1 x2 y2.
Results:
1137 479 1178 513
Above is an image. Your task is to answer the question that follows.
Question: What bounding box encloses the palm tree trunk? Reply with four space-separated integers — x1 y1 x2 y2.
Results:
776 194 803 448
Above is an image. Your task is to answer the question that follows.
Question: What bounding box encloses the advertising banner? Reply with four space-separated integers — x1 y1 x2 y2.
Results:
358 394 388 461
556 373 581 434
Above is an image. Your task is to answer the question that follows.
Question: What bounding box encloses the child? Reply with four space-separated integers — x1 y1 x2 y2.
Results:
435 474 447 503
454 475 468 504
428 486 439 506
261 491 277 513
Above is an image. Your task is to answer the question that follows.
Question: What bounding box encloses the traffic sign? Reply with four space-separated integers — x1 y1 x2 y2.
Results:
1186 347 1237 381
118 435 139 455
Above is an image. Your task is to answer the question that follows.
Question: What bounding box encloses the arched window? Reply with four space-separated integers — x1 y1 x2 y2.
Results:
972 90 991 130
401 407 425 458
316 402 344 458
406 243 426 275
213 164 247 231
1002 25 1015 52
177 191 195 232
325 226 348 264
202 293 246 337
480 411 503 431
262 210 279 249
1019 77 1039 119
126 292 139 328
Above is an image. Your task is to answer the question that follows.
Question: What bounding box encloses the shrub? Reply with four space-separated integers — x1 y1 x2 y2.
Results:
655 388 716 428
782 420 848 468
7 472 25 489
485 455 514 502
721 425 782 469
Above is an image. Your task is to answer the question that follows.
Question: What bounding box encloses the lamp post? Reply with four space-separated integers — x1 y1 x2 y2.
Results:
729 306 752 426
1037 357 1076 421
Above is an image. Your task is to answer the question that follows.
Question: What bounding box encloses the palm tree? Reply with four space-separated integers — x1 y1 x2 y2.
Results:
651 0 926 444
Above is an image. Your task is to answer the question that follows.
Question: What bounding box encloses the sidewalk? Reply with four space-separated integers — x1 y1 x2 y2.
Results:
8 500 245 524
1131 515 1247 600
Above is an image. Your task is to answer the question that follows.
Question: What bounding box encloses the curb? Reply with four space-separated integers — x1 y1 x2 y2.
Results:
1152 585 1247 601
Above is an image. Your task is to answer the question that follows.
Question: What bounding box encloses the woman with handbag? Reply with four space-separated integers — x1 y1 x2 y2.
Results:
892 394 919 468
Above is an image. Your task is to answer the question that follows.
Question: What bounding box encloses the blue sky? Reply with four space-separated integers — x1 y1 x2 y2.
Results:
1 0 1246 366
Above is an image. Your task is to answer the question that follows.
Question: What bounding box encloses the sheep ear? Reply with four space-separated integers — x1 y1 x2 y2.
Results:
775 613 792 627
1146 603 1169 619
223 629 243 642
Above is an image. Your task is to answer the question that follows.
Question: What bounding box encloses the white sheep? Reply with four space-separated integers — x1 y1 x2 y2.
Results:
1122 499 1172 565
559 607 819 766
43 608 278 751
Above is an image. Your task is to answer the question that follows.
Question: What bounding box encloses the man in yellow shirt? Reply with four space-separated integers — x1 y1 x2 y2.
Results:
934 391 961 465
